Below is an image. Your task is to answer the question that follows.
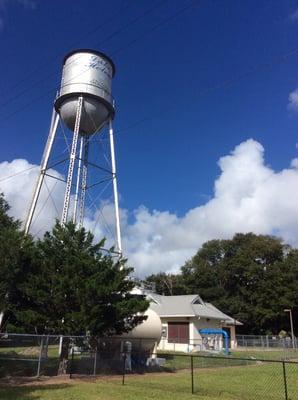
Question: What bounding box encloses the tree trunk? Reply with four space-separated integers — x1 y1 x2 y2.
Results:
58 337 70 375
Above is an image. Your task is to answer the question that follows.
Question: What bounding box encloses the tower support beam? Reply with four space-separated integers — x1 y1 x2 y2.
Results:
61 96 83 226
78 138 89 228
25 109 59 234
109 119 122 255
73 136 84 224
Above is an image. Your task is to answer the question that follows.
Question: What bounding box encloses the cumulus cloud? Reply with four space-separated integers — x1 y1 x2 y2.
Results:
1 139 298 277
291 158 298 168
120 139 298 276
0 159 64 235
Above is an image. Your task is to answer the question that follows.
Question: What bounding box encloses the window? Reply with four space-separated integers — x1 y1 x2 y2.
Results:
168 322 189 343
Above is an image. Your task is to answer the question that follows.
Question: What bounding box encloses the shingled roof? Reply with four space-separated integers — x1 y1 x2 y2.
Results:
148 293 242 325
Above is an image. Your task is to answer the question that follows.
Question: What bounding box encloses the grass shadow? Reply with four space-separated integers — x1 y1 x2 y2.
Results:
0 383 71 400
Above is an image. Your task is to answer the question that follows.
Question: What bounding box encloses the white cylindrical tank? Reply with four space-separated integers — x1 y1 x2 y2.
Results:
122 309 162 352
54 49 115 135
125 309 162 340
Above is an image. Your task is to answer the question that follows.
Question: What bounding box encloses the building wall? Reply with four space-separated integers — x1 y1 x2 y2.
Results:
222 324 237 349
192 318 221 339
157 317 237 352
191 318 223 352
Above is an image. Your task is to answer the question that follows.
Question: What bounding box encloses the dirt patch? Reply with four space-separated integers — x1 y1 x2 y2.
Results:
0 371 178 388
22 347 40 356
0 375 74 388
0 373 134 388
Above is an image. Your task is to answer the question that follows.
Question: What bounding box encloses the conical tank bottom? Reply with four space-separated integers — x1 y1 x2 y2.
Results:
57 96 111 135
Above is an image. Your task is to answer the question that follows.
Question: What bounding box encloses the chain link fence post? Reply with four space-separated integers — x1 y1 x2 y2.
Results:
122 352 126 385
93 346 97 376
191 355 194 394
69 345 74 379
282 361 288 400
36 336 44 377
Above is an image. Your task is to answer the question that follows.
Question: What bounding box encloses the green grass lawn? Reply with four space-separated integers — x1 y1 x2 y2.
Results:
0 361 297 400
158 349 298 371
0 345 59 359
1 344 297 399
231 349 298 361
158 353 247 371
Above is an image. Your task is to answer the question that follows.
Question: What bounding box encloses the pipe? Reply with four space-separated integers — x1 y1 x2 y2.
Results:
199 328 230 355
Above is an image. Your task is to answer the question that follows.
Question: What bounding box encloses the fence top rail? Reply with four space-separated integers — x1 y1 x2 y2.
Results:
156 352 298 365
0 333 158 340
236 334 297 339
0 333 86 338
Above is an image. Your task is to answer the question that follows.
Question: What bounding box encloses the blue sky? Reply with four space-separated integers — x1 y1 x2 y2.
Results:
2 0 298 275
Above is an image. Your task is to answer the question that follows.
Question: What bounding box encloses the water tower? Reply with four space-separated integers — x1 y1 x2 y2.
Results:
25 49 122 254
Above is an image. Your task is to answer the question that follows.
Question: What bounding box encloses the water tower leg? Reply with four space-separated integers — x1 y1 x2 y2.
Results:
109 119 122 255
78 139 89 228
24 109 60 234
61 96 83 226
73 136 84 224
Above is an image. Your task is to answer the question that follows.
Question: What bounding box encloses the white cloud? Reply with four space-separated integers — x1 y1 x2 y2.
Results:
1 139 298 277
119 139 298 276
291 158 298 168
288 89 298 112
0 159 64 235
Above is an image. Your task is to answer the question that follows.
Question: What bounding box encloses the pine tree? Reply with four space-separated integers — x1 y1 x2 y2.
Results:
7 221 149 373
0 194 33 331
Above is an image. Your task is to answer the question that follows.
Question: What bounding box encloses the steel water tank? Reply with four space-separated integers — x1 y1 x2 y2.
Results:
55 49 115 135
122 309 162 351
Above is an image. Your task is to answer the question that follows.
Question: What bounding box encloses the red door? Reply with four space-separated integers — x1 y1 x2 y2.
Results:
168 322 189 343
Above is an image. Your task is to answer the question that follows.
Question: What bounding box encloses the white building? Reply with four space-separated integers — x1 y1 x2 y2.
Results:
147 293 242 353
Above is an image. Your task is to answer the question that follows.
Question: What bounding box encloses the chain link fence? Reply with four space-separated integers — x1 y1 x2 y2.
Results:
120 353 298 399
0 333 297 399
236 334 297 349
0 333 159 378
235 334 298 361
158 334 298 359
